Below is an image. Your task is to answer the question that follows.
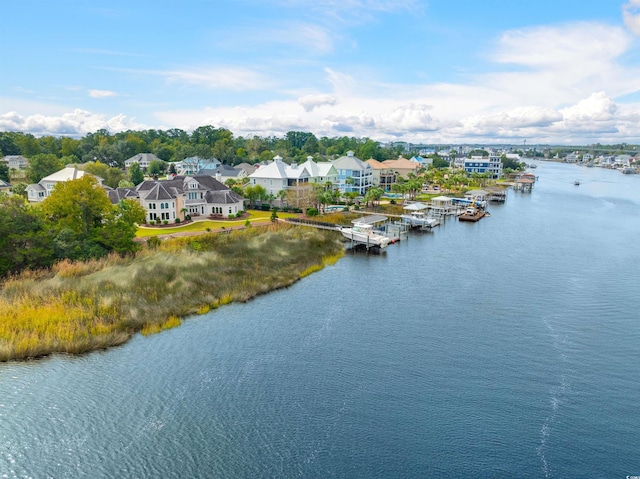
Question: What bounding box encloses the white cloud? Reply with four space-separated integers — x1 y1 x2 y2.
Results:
623 0 640 34
215 22 335 56
88 89 117 98
298 94 337 111
164 66 273 91
0 109 145 137
492 23 630 70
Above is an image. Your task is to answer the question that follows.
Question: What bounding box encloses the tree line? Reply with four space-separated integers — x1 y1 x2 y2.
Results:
0 127 410 170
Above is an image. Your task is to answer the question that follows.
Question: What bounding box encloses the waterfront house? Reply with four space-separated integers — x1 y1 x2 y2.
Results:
249 156 311 195
463 155 503 179
565 152 579 163
26 166 103 203
124 153 161 170
382 156 422 178
365 158 396 191
332 151 373 195
108 175 244 222
299 157 338 186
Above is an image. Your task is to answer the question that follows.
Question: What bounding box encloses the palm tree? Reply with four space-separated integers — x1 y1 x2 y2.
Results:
277 189 288 207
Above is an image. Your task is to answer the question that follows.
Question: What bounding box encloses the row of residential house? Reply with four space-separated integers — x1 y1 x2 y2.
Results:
16 149 507 222
25 165 245 223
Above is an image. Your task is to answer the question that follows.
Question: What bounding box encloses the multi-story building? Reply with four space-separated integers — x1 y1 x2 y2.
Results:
365 158 396 191
332 151 373 195
109 175 244 222
463 155 503 179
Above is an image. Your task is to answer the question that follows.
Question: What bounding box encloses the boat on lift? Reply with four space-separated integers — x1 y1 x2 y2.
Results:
338 222 391 248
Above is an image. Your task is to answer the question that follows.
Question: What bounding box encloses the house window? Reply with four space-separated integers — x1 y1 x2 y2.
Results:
160 203 164 209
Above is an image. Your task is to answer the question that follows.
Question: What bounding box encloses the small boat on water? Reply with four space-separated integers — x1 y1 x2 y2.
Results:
574 180 580 186
338 222 391 248
458 207 486 222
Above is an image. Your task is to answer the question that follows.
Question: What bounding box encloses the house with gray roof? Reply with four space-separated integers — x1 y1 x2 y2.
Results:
235 162 258 176
199 164 246 184
108 175 244 223
331 151 373 194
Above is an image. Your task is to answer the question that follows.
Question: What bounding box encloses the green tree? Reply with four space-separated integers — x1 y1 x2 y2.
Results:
147 159 165 177
26 154 65 183
99 199 146 255
129 162 144 185
0 163 9 182
0 196 55 277
42 176 114 260
10 182 28 198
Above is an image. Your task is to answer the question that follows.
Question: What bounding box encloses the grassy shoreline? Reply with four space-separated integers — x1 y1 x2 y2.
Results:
0 224 344 362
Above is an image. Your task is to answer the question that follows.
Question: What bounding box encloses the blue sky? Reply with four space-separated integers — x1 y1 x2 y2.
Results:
1 0 639 145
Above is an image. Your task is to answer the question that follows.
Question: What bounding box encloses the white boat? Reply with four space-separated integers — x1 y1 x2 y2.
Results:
339 222 391 248
400 211 440 228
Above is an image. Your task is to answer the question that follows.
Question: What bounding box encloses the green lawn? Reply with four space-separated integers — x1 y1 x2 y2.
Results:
136 210 299 237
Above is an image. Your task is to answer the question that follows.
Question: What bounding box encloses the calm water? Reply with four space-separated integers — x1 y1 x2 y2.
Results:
1 162 639 478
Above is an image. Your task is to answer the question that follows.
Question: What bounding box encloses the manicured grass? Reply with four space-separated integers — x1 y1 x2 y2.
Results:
0 224 344 362
136 210 298 237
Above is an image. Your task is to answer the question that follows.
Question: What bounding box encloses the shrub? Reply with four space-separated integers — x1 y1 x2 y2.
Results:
185 214 191 220
147 236 162 249
306 207 319 217
228 213 234 219
163 220 168 225
245 220 251 228
175 218 181 223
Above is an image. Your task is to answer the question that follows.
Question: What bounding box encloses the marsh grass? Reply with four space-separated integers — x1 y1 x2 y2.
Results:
0 225 344 361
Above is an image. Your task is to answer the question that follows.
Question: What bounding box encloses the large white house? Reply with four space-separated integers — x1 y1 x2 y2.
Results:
108 175 245 222
248 156 311 197
26 167 103 203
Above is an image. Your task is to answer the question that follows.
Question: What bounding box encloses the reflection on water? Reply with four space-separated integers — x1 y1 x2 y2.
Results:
1 162 639 478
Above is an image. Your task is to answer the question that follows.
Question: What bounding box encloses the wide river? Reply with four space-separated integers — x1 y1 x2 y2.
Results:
1 161 639 478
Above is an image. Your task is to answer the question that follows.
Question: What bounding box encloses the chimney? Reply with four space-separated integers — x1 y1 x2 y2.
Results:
216 171 222 183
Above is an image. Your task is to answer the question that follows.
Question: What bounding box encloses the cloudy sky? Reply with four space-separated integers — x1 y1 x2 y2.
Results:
1 0 639 144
